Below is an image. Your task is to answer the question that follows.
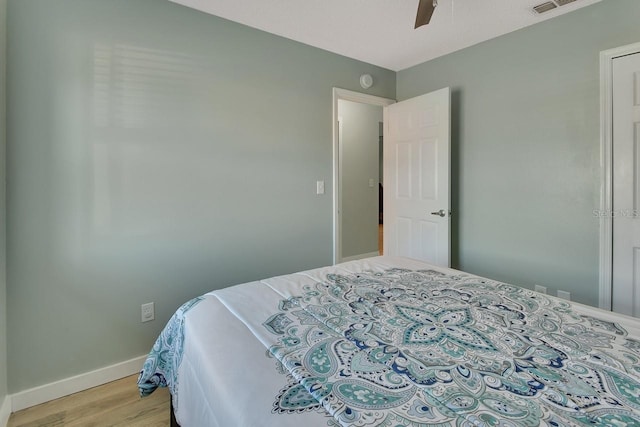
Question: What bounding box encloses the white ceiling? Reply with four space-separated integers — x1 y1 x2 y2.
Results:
169 0 601 71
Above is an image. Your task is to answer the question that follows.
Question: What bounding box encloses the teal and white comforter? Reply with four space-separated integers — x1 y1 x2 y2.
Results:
139 257 640 426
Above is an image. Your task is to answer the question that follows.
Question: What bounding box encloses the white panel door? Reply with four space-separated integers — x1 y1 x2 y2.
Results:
613 52 640 317
384 88 450 266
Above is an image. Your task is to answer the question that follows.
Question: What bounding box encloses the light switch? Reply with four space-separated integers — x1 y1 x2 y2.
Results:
369 179 375 188
316 180 325 195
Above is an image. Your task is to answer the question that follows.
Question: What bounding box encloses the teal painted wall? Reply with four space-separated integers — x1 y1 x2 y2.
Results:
339 100 382 258
6 0 395 392
397 0 640 306
0 0 7 409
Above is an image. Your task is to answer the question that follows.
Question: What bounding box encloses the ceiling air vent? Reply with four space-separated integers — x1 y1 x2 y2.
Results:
555 0 578 5
533 1 558 14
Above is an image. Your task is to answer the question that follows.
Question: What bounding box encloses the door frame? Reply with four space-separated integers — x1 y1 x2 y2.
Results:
599 41 640 310
332 88 395 264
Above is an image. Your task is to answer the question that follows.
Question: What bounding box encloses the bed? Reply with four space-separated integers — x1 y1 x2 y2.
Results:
138 256 640 426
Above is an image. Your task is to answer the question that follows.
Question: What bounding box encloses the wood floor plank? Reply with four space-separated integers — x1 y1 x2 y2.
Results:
8 375 170 427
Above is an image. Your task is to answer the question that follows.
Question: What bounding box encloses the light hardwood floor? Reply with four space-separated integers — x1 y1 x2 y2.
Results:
8 375 170 427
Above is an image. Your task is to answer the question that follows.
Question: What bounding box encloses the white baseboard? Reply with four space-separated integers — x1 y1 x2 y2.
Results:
340 251 380 263
0 395 11 427
11 354 146 413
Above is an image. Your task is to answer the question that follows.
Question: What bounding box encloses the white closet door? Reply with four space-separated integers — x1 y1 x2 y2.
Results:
613 52 640 317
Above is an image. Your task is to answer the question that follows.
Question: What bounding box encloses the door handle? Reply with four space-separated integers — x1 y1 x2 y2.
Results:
431 209 446 217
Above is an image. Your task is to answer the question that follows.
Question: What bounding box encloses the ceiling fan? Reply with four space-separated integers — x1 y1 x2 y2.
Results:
415 0 438 29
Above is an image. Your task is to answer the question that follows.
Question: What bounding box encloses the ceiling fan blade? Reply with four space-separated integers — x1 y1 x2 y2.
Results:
415 0 436 29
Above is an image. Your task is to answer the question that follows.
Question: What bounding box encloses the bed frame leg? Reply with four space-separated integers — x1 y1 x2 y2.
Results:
170 395 180 427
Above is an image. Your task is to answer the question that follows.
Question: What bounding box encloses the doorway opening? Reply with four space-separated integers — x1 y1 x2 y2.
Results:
332 88 395 264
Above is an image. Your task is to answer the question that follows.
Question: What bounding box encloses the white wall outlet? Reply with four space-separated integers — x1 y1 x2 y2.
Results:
557 290 571 301
316 180 325 195
141 302 155 323
534 285 547 294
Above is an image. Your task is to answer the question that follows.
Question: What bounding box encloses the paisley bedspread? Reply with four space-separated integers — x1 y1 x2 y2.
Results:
138 297 203 402
139 257 640 426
